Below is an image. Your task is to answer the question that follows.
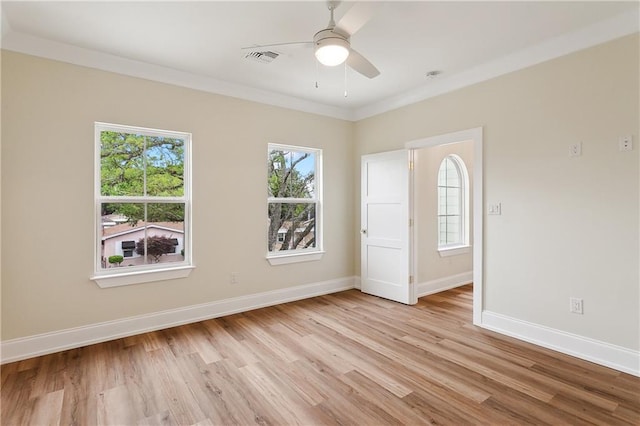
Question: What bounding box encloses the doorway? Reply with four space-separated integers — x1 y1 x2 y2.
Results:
406 127 483 325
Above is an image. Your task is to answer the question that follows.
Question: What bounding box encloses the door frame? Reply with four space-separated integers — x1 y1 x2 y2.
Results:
405 127 483 325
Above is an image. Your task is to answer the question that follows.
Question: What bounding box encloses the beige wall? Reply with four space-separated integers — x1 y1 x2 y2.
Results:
415 141 473 283
355 34 639 350
1 51 355 339
2 34 638 354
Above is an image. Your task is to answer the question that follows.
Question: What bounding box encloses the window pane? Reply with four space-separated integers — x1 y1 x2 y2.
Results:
267 202 316 252
438 155 466 247
100 202 185 269
100 131 145 196
445 159 460 187
101 203 144 268
100 132 185 198
146 137 185 196
446 188 460 215
268 149 315 199
144 203 185 265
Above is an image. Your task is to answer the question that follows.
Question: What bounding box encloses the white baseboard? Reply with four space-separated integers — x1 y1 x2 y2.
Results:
482 311 640 377
1 276 357 364
416 271 473 298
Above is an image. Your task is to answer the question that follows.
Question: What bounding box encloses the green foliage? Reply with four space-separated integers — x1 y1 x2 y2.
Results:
108 255 124 266
268 150 314 198
136 235 176 263
100 131 185 224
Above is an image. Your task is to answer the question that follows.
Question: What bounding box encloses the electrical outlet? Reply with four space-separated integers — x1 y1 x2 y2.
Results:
569 297 583 314
619 135 633 151
569 142 582 157
230 273 238 284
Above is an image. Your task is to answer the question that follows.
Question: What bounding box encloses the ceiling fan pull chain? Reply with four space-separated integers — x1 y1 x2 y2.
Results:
344 62 348 98
315 60 319 89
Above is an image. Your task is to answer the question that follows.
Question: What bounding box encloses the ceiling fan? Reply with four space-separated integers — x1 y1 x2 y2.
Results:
242 1 380 79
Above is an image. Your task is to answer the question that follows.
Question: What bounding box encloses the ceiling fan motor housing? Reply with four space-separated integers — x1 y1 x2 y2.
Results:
313 29 350 66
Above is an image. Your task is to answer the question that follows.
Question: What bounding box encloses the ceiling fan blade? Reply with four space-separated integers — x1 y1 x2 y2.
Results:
334 2 379 37
241 41 312 51
347 48 380 79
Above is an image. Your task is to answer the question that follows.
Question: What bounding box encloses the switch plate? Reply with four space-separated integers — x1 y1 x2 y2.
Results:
230 272 239 284
569 142 582 157
570 297 583 314
619 135 633 151
488 203 501 215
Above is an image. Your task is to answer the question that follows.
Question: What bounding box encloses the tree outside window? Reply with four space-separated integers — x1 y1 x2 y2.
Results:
267 144 322 256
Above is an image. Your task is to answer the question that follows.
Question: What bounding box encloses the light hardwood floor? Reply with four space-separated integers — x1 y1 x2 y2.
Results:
2 285 639 425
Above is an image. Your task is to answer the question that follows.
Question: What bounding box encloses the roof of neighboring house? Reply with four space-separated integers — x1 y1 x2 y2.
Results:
102 221 184 240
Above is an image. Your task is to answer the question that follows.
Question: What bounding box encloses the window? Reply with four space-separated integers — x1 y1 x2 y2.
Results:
438 155 468 250
93 122 193 287
121 240 135 258
267 144 323 264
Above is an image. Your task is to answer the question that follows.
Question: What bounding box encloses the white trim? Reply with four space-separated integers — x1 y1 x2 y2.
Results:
437 154 469 249
1 276 357 364
266 251 325 265
1 31 354 121
94 122 193 285
438 245 471 257
2 9 637 122
353 276 361 290
354 9 640 120
406 126 483 325
416 271 473 298
91 265 195 288
267 144 323 261
482 311 640 377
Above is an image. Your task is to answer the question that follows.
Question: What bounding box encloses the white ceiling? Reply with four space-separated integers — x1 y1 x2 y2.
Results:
2 1 639 120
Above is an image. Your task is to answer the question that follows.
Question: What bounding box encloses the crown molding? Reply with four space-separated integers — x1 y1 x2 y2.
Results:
0 30 356 121
1 8 637 122
354 8 639 121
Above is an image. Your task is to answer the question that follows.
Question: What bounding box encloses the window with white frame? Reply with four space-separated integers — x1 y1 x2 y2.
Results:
267 144 322 263
94 122 192 285
437 155 468 249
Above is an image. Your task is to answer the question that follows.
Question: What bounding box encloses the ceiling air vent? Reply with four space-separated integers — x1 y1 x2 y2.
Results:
244 50 280 64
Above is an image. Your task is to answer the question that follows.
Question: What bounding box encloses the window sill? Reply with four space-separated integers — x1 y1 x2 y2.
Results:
267 251 325 266
438 245 471 257
91 265 195 288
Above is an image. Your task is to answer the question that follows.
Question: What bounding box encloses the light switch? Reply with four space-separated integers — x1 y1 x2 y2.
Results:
488 203 501 215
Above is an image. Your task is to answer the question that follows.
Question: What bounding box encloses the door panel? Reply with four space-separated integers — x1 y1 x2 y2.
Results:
361 150 414 304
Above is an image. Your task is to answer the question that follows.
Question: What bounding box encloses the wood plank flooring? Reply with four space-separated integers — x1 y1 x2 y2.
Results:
2 285 639 425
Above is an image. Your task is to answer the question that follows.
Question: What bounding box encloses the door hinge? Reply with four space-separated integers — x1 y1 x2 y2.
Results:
409 161 414 170
409 275 414 284
409 218 413 227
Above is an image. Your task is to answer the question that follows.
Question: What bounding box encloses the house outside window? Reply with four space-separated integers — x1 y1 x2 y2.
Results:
93 122 192 287
267 144 323 264
121 240 135 257
437 154 468 249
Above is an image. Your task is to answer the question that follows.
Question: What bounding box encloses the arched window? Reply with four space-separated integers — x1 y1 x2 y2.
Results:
437 155 468 248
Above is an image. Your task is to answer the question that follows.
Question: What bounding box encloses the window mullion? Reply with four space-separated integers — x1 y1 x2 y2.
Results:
268 197 315 203
143 135 148 197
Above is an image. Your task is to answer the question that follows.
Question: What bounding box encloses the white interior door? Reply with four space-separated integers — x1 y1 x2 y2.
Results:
361 150 415 305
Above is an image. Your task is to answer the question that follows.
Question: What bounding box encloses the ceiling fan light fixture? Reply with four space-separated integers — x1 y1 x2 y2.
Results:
314 36 350 66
